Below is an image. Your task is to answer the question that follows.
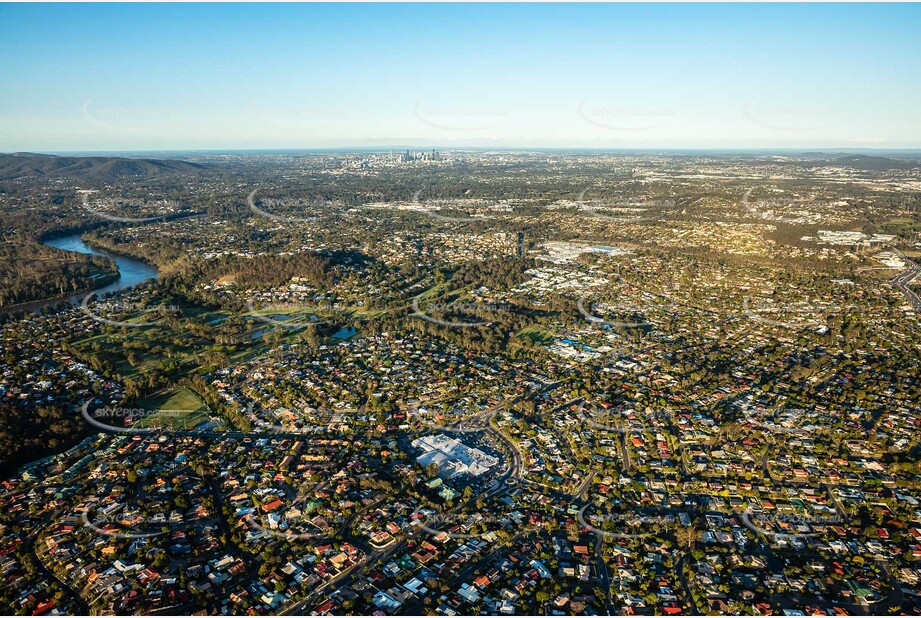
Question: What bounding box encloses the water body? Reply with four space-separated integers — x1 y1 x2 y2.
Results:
2 234 159 314
332 326 357 340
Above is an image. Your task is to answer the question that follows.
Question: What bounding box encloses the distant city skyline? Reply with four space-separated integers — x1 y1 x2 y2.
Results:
1 3 920 151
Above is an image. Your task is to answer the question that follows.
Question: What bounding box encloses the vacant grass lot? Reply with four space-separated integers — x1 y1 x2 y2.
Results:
133 387 215 430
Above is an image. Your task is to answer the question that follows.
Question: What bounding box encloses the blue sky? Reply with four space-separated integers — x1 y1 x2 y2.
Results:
1 3 919 152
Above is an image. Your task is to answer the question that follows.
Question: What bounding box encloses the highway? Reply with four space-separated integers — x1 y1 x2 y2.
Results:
892 251 921 312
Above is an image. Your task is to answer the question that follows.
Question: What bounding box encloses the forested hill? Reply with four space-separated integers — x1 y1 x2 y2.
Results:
0 152 209 181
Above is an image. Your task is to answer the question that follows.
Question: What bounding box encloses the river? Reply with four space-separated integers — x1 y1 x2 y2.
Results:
2 234 160 314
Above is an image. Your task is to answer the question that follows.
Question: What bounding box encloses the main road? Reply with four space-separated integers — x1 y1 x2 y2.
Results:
892 250 921 312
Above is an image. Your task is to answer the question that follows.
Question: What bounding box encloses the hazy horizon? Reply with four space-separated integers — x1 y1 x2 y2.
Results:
2 3 920 152
8 147 921 159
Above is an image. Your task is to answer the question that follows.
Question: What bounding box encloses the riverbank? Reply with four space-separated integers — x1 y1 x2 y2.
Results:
0 271 121 316
0 232 160 316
